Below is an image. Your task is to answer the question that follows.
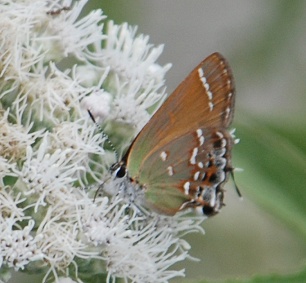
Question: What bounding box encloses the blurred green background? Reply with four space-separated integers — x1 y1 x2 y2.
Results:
12 1 306 282
89 1 306 282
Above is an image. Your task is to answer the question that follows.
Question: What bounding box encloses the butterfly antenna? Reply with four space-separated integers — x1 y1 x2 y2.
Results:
87 110 119 162
230 169 242 198
93 178 110 202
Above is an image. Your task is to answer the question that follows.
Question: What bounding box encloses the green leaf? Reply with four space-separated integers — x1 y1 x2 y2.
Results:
234 114 306 239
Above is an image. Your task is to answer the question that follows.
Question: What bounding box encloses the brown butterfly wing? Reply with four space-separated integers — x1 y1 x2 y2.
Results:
124 53 235 215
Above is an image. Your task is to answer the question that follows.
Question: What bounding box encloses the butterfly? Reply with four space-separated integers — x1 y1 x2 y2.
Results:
92 52 238 217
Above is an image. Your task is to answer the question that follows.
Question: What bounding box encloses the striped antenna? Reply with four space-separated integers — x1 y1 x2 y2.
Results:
87 110 119 162
88 110 118 202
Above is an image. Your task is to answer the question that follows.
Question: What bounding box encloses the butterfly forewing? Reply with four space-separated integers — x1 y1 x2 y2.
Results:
124 52 236 215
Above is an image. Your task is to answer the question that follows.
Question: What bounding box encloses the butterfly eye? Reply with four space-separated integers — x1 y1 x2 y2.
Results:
111 163 127 178
116 166 126 178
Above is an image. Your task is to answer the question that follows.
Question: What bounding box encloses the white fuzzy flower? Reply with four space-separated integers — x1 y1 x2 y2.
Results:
0 109 44 161
0 188 26 225
0 156 16 187
42 0 106 60
84 21 171 130
0 219 44 271
55 278 78 283
82 196 204 283
0 1 205 282
81 90 112 123
100 21 171 86
49 118 107 185
15 134 84 211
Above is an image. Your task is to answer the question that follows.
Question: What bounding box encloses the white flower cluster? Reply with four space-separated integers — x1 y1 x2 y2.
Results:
0 1 204 282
